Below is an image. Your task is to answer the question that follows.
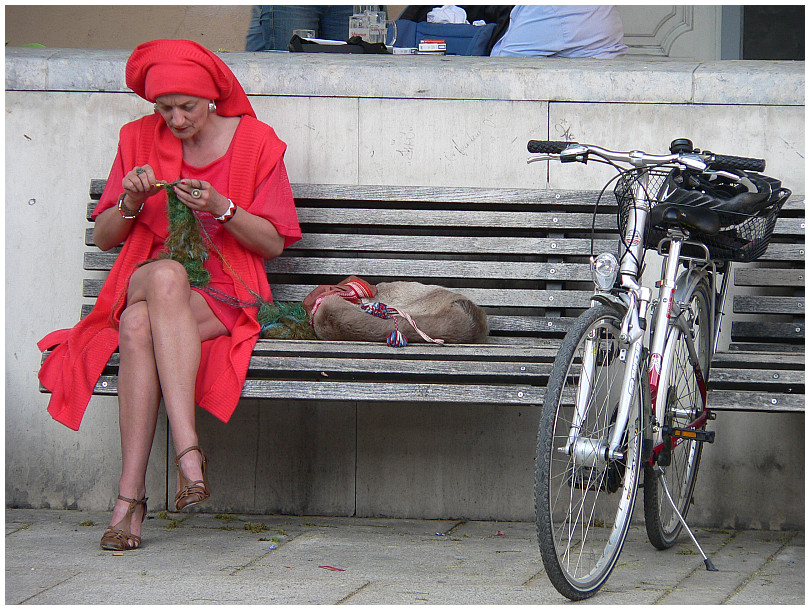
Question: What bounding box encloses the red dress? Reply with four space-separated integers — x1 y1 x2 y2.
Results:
93 118 300 332
38 113 301 430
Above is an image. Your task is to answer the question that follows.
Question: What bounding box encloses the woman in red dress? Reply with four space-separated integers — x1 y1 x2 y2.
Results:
38 39 301 551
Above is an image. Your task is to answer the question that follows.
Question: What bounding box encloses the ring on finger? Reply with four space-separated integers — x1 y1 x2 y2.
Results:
191 188 202 199
136 167 145 175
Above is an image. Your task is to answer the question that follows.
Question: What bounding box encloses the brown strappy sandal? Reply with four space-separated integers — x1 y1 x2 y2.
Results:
100 494 148 551
174 445 210 511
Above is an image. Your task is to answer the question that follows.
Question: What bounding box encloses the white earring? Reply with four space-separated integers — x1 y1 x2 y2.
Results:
209 101 217 112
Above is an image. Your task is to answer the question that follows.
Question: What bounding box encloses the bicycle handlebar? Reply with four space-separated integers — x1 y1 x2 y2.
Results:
527 140 571 154
527 140 766 172
707 154 766 173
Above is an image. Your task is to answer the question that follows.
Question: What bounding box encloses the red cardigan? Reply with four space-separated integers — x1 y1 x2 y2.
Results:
38 113 289 430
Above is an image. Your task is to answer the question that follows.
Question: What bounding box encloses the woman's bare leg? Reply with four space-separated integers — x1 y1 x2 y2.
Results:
127 260 227 489
108 301 161 543
110 259 226 535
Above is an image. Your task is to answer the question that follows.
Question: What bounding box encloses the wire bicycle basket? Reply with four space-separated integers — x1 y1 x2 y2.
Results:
615 168 790 263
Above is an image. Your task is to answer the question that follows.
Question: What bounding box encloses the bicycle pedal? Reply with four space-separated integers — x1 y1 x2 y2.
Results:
662 426 715 443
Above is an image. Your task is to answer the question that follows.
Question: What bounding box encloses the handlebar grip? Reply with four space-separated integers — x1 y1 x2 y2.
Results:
710 154 766 173
528 140 576 154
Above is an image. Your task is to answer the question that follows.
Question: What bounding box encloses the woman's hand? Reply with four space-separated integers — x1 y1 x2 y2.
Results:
173 178 285 260
94 164 162 251
122 164 161 208
173 179 231 218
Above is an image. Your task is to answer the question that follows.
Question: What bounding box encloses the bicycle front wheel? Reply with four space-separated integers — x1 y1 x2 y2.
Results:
536 304 645 600
644 278 711 549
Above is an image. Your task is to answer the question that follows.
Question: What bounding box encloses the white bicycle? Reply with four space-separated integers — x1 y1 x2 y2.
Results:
528 138 790 600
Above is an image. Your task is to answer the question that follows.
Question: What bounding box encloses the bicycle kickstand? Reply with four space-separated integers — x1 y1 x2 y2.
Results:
655 466 718 571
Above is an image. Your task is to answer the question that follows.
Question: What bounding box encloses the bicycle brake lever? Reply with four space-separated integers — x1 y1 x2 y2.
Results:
560 144 589 164
679 155 708 172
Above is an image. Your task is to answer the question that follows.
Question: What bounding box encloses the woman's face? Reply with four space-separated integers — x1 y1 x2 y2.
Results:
154 95 211 140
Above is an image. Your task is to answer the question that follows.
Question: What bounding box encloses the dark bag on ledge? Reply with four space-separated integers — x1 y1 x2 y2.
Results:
288 35 389 54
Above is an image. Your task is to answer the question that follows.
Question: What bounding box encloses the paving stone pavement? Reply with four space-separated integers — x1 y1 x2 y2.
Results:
5 509 804 605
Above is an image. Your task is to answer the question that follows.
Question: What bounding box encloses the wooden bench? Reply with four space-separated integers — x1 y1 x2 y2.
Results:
47 180 803 415
707 197 805 412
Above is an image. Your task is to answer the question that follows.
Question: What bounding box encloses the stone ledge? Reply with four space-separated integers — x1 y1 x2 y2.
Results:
5 47 804 106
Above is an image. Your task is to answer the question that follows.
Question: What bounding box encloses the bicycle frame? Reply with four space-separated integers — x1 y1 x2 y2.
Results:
646 236 716 461
570 167 731 470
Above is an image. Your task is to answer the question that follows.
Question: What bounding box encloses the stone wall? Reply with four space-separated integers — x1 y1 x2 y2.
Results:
6 48 804 527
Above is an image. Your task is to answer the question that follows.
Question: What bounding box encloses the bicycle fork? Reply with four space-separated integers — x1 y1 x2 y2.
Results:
567 289 650 469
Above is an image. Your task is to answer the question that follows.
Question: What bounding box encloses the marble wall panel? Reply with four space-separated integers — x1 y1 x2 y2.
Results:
546 102 804 195
355 404 541 520
358 98 549 189
251 96 359 185
196 400 356 516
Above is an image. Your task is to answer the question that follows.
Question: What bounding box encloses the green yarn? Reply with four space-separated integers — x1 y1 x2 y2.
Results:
160 183 210 287
158 184 316 340
258 301 317 340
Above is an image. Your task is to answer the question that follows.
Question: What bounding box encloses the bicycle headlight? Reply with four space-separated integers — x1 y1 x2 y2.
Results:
592 253 620 291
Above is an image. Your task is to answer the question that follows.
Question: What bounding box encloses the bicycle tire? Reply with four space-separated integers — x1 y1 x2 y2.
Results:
536 304 646 600
643 278 711 549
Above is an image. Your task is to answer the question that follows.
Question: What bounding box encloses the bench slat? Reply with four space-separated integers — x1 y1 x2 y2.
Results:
297 208 616 230
733 295 804 315
291 234 613 256
83 231 615 257
85 252 593 282
292 184 602 206
89 376 805 412
91 376 543 405
734 267 805 287
711 350 805 369
708 390 805 413
247 356 554 378
730 321 804 342
269 257 592 282
708 367 804 388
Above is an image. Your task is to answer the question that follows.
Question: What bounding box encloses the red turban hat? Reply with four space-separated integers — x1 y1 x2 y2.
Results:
126 39 255 118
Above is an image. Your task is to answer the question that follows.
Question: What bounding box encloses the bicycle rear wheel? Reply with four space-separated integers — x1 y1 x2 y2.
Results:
644 278 711 549
536 304 645 600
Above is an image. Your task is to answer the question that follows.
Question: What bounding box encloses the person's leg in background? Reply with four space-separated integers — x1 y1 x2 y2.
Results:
268 5 321 49
319 5 353 42
245 5 356 50
245 5 272 51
